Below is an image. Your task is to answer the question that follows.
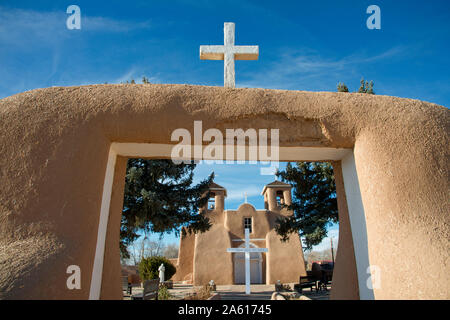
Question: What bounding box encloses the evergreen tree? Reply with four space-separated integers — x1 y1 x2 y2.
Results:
275 162 338 250
358 78 366 93
366 80 375 94
142 76 150 84
120 159 214 258
337 82 349 92
122 77 151 85
357 78 375 94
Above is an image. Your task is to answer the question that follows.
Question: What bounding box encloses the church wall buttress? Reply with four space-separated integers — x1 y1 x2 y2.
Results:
265 229 306 284
172 228 196 282
193 224 233 285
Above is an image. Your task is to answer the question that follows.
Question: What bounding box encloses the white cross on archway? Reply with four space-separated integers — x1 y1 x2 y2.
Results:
200 22 259 88
227 228 268 294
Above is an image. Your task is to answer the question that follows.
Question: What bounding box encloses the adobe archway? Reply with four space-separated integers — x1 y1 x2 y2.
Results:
0 84 448 299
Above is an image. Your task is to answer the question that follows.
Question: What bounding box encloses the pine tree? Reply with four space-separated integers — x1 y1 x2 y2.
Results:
120 159 214 258
142 76 150 84
357 78 375 94
337 82 349 92
275 162 338 250
366 80 375 94
358 78 366 93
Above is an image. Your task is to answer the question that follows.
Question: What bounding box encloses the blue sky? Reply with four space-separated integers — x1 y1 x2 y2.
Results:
1 1 447 251
1 0 449 106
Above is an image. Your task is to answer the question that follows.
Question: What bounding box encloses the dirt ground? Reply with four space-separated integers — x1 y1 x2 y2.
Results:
123 283 330 300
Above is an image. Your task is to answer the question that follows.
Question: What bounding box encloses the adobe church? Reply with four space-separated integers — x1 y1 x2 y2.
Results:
172 180 307 285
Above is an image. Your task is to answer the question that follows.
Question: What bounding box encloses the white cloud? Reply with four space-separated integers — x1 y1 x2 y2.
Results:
112 67 139 84
0 6 152 47
0 7 64 46
83 16 152 33
239 46 406 90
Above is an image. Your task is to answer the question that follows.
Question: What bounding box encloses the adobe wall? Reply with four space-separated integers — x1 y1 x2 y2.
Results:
266 230 306 284
330 161 359 300
172 230 195 282
193 223 234 285
265 206 307 284
101 156 128 299
224 204 271 240
0 84 448 299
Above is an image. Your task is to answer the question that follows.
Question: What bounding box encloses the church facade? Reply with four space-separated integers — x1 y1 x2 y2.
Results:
172 181 307 285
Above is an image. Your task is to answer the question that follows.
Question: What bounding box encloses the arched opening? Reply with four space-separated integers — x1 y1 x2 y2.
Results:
94 143 368 300
275 190 284 206
208 192 216 210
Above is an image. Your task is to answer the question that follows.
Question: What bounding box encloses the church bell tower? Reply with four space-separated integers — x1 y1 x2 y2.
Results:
207 182 227 212
261 180 292 213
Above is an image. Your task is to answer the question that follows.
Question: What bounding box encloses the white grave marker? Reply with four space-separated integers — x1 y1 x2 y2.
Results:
227 228 268 294
200 22 259 88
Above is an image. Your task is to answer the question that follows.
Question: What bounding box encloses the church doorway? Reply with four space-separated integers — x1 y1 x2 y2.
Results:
233 243 263 284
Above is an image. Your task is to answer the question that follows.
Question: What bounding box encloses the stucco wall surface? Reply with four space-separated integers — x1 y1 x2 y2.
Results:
0 84 448 299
